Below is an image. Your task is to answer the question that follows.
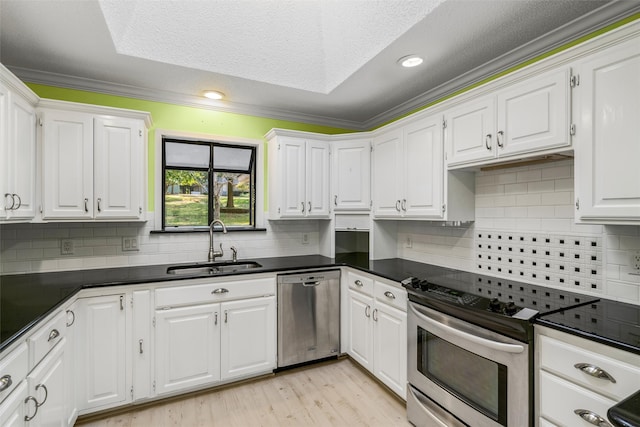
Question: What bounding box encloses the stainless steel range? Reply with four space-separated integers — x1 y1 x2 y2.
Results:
401 271 598 427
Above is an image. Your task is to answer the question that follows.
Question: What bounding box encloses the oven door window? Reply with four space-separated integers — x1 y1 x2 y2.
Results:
417 326 507 426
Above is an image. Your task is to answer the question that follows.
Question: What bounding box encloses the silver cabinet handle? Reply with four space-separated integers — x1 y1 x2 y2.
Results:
24 396 39 421
35 383 48 407
384 291 396 299
120 295 124 310
13 194 21 210
485 133 492 150
301 202 305 213
372 308 378 321
139 339 144 354
0 375 12 392
574 409 612 427
4 193 14 210
224 310 228 323
401 199 407 211
66 309 75 327
97 197 102 212
215 312 218 325
308 201 311 213
497 130 504 148
47 329 60 342
365 305 371 318
574 363 616 383
395 200 401 212
84 198 89 213
334 195 337 206
354 280 363 287
212 288 229 294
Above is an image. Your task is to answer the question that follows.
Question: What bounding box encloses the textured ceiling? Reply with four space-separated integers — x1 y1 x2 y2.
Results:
99 0 446 94
1 0 639 129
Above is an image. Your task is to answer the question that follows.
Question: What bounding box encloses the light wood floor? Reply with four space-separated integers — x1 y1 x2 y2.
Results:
76 358 411 427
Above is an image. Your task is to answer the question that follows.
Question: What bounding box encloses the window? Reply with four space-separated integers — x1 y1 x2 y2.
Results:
162 138 256 230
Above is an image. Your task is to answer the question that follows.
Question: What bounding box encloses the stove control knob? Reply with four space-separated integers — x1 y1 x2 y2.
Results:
411 278 421 289
489 298 502 312
505 302 519 315
419 281 429 291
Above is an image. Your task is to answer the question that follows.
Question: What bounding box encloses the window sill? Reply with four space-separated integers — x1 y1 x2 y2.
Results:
151 227 267 234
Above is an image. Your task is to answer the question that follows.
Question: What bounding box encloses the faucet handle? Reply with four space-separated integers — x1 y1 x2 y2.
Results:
230 246 237 262
218 243 224 257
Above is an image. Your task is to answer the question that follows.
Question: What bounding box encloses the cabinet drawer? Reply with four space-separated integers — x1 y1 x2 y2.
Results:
335 214 370 230
539 370 615 427
28 311 66 368
539 335 640 401
156 277 276 308
0 343 27 403
347 271 374 295
374 281 407 312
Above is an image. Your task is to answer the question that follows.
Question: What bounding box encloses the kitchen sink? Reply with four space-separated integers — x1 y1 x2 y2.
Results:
167 261 262 275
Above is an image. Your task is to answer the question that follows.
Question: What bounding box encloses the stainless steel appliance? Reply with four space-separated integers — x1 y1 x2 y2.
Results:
277 270 340 368
402 271 598 427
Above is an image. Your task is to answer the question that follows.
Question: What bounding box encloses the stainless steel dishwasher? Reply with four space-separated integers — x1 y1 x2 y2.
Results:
277 269 340 368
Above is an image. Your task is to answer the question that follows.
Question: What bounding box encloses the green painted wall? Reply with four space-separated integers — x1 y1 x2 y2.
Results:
27 84 356 212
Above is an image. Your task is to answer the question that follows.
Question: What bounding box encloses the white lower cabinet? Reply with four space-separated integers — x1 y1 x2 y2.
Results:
155 304 221 395
25 339 68 426
75 294 129 413
154 276 277 397
345 270 407 398
536 325 640 427
220 296 276 381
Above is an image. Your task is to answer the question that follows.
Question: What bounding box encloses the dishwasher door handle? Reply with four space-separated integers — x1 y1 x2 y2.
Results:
302 281 320 287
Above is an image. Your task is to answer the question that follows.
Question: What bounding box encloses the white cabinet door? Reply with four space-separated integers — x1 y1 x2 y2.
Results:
155 304 220 395
220 296 276 381
332 139 371 211
346 290 373 371
41 109 93 219
445 96 495 166
496 69 569 157
305 140 330 218
0 381 27 427
404 115 443 218
76 294 128 412
26 339 67 427
93 117 144 220
277 136 306 218
575 37 640 221
6 92 36 220
372 129 403 217
132 290 151 401
372 303 407 398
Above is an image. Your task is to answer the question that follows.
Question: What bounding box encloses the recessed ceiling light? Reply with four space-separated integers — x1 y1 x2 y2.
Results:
203 90 224 100
398 55 423 68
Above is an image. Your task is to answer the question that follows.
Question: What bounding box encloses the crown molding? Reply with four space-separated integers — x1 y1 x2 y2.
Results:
10 67 366 132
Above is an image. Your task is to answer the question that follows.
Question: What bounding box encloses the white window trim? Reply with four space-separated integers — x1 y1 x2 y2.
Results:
154 129 265 229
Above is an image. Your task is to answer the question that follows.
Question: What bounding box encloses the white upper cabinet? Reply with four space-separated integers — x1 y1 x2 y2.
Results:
574 34 640 223
0 65 38 222
446 68 571 168
372 114 474 221
40 101 149 221
331 138 371 211
267 130 330 219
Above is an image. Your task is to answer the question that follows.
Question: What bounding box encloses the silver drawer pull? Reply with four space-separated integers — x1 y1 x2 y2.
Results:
212 288 229 294
0 375 12 392
574 409 612 427
24 396 39 421
139 339 144 354
574 363 616 383
383 291 396 299
35 384 48 407
66 309 75 327
47 329 60 342
354 280 363 287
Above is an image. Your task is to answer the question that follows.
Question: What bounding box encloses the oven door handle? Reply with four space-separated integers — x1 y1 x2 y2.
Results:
409 304 525 354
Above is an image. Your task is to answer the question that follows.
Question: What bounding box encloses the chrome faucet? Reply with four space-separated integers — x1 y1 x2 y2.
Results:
230 246 238 262
208 219 227 262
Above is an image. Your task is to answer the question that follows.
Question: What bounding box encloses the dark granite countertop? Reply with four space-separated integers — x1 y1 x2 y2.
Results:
2 254 639 359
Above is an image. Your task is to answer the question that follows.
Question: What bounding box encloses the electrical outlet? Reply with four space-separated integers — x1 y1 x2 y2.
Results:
60 239 74 255
632 250 640 271
406 237 413 248
301 233 309 245
122 237 139 252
